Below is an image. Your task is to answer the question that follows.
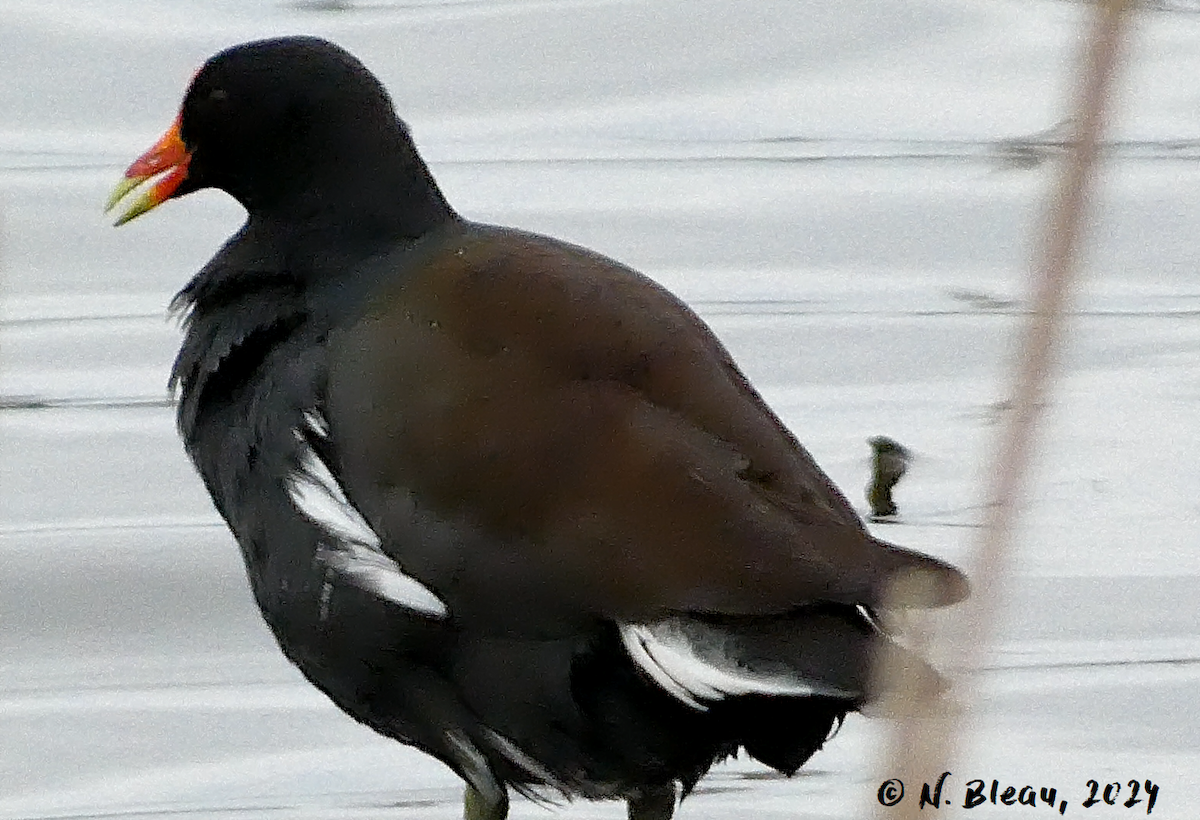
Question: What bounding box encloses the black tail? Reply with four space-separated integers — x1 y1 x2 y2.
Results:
715 694 850 776
617 604 946 778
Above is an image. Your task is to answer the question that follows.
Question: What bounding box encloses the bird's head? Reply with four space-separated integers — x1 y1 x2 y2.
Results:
106 36 435 227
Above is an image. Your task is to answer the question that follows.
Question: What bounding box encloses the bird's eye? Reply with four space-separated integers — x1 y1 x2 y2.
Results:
208 88 229 103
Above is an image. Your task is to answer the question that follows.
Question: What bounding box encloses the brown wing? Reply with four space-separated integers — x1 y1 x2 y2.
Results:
327 223 966 625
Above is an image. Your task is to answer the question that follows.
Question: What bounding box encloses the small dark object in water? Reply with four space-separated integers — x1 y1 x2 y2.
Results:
867 436 911 519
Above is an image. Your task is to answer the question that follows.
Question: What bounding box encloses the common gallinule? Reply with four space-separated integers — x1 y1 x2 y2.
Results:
107 37 967 820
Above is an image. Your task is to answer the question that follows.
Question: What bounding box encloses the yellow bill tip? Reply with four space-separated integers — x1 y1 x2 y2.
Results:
110 186 160 227
104 175 144 214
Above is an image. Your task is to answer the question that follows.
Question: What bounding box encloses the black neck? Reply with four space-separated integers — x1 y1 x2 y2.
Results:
240 126 456 243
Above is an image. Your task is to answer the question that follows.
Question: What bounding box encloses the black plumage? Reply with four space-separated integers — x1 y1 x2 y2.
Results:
108 37 966 820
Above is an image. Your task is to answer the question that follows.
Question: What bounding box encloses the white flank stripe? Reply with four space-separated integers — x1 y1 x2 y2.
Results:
302 409 330 438
857 603 884 632
289 444 380 547
620 620 849 710
287 415 448 619
314 543 448 619
445 730 506 808
482 728 563 788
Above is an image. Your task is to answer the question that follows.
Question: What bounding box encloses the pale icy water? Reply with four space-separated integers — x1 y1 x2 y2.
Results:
2 1 1198 818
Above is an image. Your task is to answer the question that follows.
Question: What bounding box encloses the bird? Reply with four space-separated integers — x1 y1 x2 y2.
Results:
106 36 967 820
866 436 912 520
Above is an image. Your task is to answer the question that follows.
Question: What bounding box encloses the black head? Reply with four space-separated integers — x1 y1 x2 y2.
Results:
108 36 453 235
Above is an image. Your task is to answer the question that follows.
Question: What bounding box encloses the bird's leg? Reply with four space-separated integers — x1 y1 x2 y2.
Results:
627 784 676 820
463 783 509 820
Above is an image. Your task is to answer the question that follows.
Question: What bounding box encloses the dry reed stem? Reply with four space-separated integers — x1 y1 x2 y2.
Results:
868 2 1137 818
